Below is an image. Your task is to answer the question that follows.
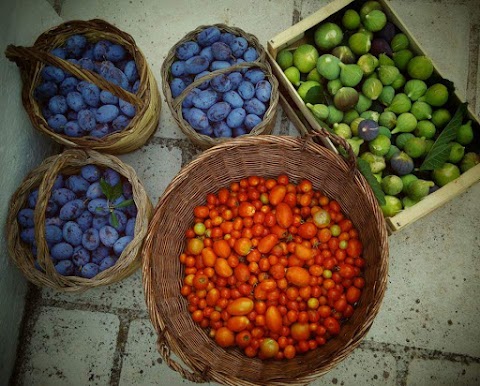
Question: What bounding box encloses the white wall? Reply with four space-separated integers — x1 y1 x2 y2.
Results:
0 0 62 383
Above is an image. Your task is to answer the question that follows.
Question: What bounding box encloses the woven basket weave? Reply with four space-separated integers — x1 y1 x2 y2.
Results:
161 24 279 150
142 132 389 385
6 149 153 292
5 19 160 154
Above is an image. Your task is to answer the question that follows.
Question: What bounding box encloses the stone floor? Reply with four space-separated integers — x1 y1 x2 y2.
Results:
9 0 480 385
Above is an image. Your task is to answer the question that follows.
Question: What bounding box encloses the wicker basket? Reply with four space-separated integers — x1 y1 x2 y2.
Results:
6 149 153 292
4 19 161 154
142 131 389 385
161 24 279 150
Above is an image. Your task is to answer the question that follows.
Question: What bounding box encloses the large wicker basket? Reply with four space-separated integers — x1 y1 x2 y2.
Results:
161 24 279 150
142 132 389 385
5 19 161 154
6 149 153 292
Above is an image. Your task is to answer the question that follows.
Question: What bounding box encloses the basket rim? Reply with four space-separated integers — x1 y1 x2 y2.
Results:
142 135 389 385
6 148 153 292
160 23 279 150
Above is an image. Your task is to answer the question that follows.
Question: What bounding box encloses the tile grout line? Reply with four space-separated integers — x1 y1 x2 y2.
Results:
109 315 132 386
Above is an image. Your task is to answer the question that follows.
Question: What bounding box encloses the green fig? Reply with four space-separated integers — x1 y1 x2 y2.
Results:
378 86 395 106
334 87 360 111
307 103 329 120
327 105 344 124
362 78 383 100
369 134 391 156
395 133 415 150
378 126 392 139
448 142 465 164
333 122 352 139
348 32 372 55
386 93 412 114
343 109 360 125
378 53 395 67
391 33 409 51
332 46 357 64
380 195 403 217
297 80 324 104
360 110 380 122
385 144 401 161
363 10 387 32
314 22 343 51
403 196 420 209
407 55 434 80
407 179 434 200
339 63 364 87
355 93 372 114
432 163 460 187
418 83 449 107
460 152 480 173
400 174 418 194
343 9 361 30
360 1 383 19
414 120 436 139
410 101 433 120
404 79 427 101
327 79 343 96
367 72 379 80
391 73 406 90
277 49 293 70
360 151 386 173
431 108 452 129
378 65 400 86
381 175 403 195
393 49 414 71
357 54 379 75
293 44 319 73
346 137 365 156
317 54 341 80
284 67 301 87
379 111 397 129
391 113 418 134
456 120 474 145
404 136 427 158
307 68 322 82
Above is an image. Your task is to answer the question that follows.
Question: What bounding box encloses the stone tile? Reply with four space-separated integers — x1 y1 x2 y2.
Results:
120 318 217 386
367 182 480 357
118 141 183 205
407 358 480 386
21 307 119 386
310 347 397 386
42 269 146 312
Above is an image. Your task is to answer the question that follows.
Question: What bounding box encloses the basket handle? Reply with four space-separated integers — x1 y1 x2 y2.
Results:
5 44 143 107
305 126 357 171
156 329 210 383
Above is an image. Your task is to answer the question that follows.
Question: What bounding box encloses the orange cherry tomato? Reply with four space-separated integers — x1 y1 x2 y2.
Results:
238 201 256 217
290 323 310 341
193 206 209 219
234 263 251 283
213 239 231 259
346 286 361 304
201 247 217 267
265 306 283 333
257 234 279 254
269 185 287 206
285 267 311 287
215 258 233 278
294 243 315 261
227 316 251 332
235 331 252 349
215 327 235 348
275 202 293 229
259 338 279 358
297 222 317 240
234 238 253 256
227 297 254 316
186 238 204 255
192 273 209 290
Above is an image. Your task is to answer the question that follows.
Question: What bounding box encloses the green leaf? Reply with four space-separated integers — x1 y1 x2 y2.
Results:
100 178 113 200
357 158 386 206
420 103 468 171
110 212 119 229
115 199 134 208
111 183 123 201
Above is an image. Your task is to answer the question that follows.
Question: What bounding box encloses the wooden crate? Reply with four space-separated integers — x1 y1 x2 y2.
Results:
268 0 480 234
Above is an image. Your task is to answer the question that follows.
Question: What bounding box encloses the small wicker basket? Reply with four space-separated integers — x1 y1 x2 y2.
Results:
142 131 389 385
161 24 279 150
6 149 153 292
5 19 161 154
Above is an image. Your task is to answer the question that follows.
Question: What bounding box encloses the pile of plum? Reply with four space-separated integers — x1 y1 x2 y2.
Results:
18 165 137 279
169 26 273 138
35 35 139 138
